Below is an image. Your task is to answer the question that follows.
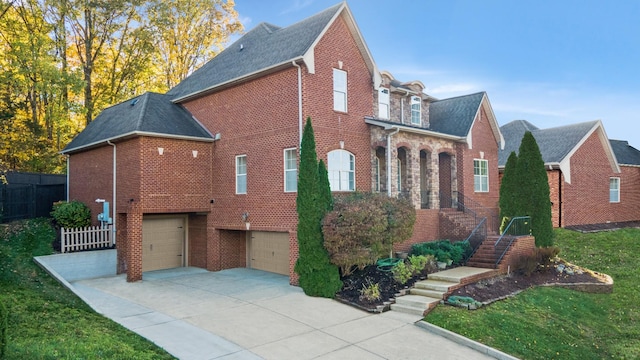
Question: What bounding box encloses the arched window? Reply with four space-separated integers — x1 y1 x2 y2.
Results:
327 150 355 191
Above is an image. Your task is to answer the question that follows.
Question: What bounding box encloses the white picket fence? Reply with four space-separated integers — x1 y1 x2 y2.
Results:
61 225 113 253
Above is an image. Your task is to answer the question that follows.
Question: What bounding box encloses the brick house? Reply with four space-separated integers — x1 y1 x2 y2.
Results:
63 2 505 282
499 120 640 227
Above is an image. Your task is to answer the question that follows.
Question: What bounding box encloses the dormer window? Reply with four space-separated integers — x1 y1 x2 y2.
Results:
378 88 390 119
411 96 421 125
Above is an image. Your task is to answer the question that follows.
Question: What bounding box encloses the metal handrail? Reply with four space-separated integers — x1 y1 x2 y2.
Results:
494 216 531 266
464 217 487 261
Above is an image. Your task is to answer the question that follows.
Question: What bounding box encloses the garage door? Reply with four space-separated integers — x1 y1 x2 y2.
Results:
142 217 185 272
249 231 289 275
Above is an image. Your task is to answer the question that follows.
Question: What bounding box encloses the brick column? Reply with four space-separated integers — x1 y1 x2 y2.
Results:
126 202 143 282
206 213 221 271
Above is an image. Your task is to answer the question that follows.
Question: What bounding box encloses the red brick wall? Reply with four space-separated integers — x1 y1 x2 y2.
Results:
546 170 562 227
68 145 114 224
562 131 619 226
115 138 142 215
615 166 640 222
499 235 535 273
458 106 500 212
189 214 208 268
395 209 440 252
219 230 247 269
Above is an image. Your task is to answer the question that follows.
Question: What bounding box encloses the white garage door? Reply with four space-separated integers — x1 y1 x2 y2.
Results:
142 217 185 272
249 231 290 275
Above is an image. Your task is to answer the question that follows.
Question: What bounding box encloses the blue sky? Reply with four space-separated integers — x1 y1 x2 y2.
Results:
233 0 640 148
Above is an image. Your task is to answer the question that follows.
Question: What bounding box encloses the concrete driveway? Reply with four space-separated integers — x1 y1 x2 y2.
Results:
63 267 508 360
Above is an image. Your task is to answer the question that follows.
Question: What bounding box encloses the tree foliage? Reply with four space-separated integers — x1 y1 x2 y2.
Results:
322 192 416 276
294 118 342 298
499 131 554 246
0 0 242 173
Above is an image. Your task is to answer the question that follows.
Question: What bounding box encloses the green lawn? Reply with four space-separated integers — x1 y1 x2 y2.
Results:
426 227 640 359
0 219 175 359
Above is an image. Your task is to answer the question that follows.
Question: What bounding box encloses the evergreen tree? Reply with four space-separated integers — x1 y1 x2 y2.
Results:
499 151 519 226
515 132 554 246
294 118 342 297
318 159 333 212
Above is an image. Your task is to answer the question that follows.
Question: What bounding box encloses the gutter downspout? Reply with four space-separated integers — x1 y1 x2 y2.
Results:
107 141 116 244
292 61 303 146
387 128 400 197
65 156 70 202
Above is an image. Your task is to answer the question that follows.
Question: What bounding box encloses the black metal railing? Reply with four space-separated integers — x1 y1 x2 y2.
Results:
494 216 531 266
440 191 498 233
464 217 487 260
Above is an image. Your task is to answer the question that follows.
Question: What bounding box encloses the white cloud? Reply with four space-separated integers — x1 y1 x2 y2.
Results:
280 0 314 15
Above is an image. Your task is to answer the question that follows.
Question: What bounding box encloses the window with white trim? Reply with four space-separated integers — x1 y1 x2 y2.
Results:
397 158 402 192
236 155 247 194
327 149 354 191
610 177 620 203
411 96 421 125
333 69 347 112
474 159 488 192
284 148 297 192
378 88 390 119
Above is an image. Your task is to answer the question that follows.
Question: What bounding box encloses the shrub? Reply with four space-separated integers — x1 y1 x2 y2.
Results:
391 261 413 284
0 300 6 358
410 240 469 265
536 246 561 270
408 255 429 276
323 192 416 275
513 253 539 276
50 201 91 229
359 281 381 302
294 118 342 298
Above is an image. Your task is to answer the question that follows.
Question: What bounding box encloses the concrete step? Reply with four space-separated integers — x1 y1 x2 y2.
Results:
389 303 427 317
414 279 458 292
391 295 441 317
410 287 445 299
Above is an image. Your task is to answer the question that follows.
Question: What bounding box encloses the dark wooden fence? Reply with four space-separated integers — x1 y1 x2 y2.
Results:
0 172 66 223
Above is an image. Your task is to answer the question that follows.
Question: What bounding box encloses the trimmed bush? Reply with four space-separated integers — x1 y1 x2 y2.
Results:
391 261 413 284
409 240 470 266
50 201 91 229
322 192 416 275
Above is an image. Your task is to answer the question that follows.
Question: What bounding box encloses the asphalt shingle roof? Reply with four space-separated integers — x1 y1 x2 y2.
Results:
62 92 212 153
499 120 598 166
428 92 485 137
167 2 343 100
610 139 640 166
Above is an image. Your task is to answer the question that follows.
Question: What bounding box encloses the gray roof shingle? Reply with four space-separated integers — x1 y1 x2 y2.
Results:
610 139 640 166
167 2 343 100
62 92 213 153
499 120 598 166
428 92 485 137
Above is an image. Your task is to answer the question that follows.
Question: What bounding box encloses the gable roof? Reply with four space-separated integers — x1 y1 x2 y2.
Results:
429 92 504 149
62 92 213 154
499 119 620 183
168 2 379 102
610 139 640 166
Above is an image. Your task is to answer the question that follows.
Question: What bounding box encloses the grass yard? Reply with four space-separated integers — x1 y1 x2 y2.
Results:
0 219 175 359
426 227 640 359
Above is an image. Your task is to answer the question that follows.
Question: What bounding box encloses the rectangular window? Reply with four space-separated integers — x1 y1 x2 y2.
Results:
284 148 297 192
374 157 380 192
411 96 421 125
236 155 247 194
397 158 402 192
474 159 488 192
378 88 390 119
333 69 347 112
610 177 620 202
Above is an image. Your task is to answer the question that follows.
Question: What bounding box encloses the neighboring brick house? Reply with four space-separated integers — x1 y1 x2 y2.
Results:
499 120 640 227
63 2 505 282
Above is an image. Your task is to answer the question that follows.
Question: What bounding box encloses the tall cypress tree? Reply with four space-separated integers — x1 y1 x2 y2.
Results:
318 159 333 212
515 131 554 246
499 151 519 226
294 118 342 297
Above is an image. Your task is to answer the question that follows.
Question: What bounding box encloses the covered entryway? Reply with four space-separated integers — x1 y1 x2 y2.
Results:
248 231 289 276
142 216 186 272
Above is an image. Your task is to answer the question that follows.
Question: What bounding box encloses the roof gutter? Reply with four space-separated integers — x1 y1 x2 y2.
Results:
61 131 216 155
365 118 466 142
